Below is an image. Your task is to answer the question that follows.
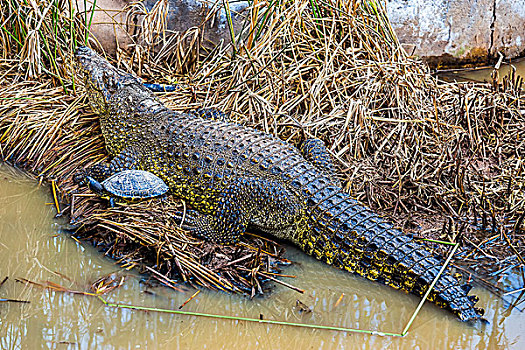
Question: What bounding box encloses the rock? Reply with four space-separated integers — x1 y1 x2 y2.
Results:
75 0 248 54
75 0 133 54
493 0 525 58
142 0 249 45
385 0 525 66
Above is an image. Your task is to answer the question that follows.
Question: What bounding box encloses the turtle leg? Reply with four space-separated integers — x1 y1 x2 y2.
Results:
174 177 300 244
300 138 339 178
189 108 229 122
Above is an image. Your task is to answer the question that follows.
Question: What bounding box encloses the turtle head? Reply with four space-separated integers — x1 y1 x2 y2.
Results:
82 175 105 195
75 46 137 115
72 170 104 193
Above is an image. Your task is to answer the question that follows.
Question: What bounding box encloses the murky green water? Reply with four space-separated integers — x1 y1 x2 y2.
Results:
0 163 524 349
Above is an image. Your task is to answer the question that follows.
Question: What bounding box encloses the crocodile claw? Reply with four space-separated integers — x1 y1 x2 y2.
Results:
73 170 87 186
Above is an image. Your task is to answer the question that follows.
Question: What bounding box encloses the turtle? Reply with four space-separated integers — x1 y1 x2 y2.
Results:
81 170 169 207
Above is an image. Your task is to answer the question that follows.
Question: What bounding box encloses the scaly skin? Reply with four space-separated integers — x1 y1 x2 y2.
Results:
75 46 484 321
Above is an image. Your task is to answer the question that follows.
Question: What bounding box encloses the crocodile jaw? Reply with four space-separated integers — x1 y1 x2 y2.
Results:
75 46 136 115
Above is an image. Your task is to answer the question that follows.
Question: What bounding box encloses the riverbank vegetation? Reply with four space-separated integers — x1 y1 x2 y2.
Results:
0 0 523 298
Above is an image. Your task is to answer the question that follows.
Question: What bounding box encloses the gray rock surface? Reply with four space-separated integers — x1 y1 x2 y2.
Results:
77 0 248 54
76 0 132 53
493 0 525 58
386 0 525 65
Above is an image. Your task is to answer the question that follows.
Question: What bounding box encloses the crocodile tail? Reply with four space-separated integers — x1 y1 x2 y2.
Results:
297 182 484 321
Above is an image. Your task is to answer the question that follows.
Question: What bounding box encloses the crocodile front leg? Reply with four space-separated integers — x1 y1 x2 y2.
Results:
175 208 246 244
175 176 301 244
74 147 141 184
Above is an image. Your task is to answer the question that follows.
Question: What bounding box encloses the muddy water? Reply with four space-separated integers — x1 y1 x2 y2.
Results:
440 59 525 83
0 163 524 349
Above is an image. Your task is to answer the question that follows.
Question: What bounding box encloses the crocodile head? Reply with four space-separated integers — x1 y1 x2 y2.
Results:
75 46 136 115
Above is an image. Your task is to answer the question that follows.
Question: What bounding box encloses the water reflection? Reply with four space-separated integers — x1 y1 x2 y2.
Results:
0 163 523 349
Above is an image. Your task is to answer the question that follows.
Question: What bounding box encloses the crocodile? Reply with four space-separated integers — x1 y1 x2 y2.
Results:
75 46 484 321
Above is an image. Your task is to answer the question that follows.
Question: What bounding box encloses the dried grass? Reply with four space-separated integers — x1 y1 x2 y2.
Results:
0 0 523 293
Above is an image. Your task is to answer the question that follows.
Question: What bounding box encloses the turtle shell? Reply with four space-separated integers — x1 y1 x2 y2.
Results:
102 170 169 199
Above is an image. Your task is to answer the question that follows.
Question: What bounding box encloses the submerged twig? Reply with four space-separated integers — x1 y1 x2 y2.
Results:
179 290 200 309
0 298 30 303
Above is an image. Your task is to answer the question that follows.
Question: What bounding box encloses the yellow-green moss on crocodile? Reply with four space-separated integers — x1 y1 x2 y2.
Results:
75 46 484 322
